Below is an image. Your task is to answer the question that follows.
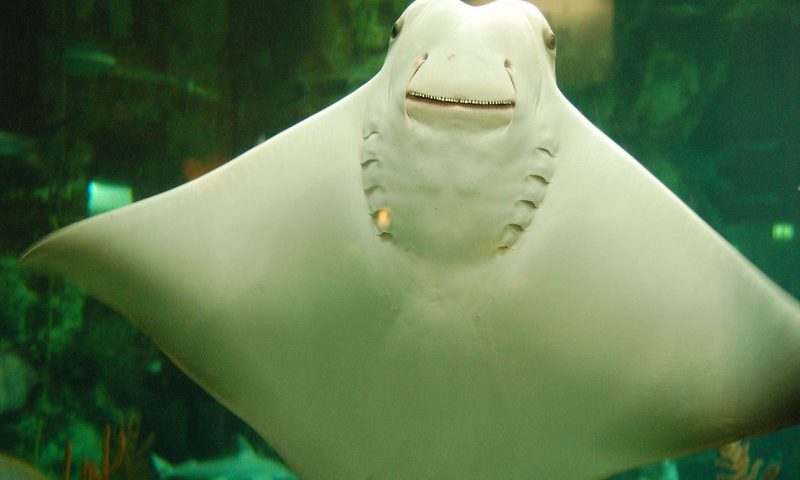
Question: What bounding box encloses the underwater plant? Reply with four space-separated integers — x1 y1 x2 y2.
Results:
714 441 780 480
62 413 155 480
0 351 37 415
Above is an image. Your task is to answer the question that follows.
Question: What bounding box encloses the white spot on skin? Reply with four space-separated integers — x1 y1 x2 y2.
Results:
376 208 392 231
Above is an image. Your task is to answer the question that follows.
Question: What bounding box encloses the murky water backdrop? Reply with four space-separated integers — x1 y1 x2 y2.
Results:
0 1 798 478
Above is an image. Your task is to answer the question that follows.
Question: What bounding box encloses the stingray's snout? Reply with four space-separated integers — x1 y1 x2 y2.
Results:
404 49 515 129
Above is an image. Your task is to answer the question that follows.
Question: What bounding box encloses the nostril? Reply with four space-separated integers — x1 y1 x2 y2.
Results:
412 53 428 72
447 54 456 60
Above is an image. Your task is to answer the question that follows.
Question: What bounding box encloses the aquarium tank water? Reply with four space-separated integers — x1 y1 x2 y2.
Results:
0 0 797 479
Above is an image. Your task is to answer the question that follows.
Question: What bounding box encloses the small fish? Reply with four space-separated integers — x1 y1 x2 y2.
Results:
65 43 117 78
152 436 297 480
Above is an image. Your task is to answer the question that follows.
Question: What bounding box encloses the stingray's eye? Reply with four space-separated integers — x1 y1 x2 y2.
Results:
391 20 403 40
546 32 556 51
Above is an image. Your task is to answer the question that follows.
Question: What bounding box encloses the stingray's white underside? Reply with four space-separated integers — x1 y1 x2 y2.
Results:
21 1 800 479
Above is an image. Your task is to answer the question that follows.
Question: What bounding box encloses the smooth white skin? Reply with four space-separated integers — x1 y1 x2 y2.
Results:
21 1 800 479
362 0 558 263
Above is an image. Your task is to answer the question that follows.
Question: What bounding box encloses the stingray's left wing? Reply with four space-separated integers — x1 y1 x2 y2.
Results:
495 91 800 477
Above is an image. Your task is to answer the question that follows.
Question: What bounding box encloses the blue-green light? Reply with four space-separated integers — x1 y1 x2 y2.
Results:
772 223 795 242
87 181 133 216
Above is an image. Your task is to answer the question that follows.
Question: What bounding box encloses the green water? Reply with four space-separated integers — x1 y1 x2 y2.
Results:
0 1 797 479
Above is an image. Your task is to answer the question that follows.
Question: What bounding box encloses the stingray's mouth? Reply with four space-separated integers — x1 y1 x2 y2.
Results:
404 90 515 129
405 91 515 110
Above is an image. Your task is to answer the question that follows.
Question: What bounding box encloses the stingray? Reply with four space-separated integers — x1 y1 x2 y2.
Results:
21 0 800 478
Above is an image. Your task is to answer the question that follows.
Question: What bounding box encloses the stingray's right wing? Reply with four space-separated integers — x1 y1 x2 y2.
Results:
20 79 383 446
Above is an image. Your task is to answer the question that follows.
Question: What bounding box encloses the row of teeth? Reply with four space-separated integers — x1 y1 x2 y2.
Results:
407 91 514 106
